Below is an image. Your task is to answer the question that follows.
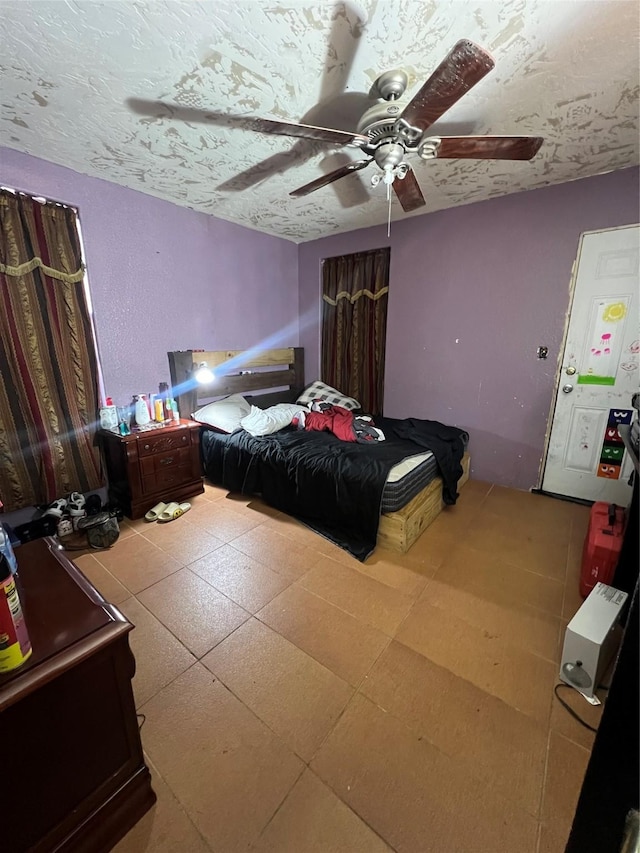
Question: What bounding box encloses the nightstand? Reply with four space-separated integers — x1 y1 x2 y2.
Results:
100 419 204 519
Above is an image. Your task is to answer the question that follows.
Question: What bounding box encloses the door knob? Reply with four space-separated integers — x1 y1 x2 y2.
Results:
562 384 574 394
565 366 577 375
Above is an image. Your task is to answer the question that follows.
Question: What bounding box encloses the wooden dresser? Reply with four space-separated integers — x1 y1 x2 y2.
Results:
100 419 205 519
1 538 155 852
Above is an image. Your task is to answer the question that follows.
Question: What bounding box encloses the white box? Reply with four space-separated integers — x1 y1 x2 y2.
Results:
559 582 628 698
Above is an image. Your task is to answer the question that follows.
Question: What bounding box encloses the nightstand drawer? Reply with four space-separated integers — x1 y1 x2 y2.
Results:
138 431 190 456
142 464 193 494
139 448 191 477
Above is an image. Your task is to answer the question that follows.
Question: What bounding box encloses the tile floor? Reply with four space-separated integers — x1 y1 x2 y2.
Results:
71 478 602 853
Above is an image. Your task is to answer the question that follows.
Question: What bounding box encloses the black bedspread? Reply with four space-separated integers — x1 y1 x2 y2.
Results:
201 416 467 561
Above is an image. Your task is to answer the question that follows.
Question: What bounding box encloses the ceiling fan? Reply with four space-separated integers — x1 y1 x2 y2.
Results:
210 39 543 212
128 39 543 213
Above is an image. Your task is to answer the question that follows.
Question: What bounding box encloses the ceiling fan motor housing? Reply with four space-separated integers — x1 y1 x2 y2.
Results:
357 101 405 144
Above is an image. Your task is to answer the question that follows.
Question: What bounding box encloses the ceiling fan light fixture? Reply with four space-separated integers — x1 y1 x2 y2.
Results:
418 136 442 160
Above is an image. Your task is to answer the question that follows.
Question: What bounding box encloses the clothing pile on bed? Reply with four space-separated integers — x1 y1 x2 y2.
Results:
293 402 385 443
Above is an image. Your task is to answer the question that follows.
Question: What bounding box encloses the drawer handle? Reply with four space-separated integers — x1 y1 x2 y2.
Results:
144 444 150 451
160 456 175 466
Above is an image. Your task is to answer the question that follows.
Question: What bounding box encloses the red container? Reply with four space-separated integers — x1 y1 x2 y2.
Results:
580 501 625 597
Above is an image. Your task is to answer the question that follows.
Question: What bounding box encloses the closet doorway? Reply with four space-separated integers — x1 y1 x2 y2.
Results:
321 247 390 416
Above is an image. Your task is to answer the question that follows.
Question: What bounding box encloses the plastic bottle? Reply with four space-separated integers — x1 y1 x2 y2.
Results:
99 396 118 430
0 525 17 576
0 551 32 673
134 394 150 426
159 382 169 420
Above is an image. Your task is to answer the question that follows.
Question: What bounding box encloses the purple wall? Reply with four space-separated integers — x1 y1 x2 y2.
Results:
1 148 299 407
300 168 639 490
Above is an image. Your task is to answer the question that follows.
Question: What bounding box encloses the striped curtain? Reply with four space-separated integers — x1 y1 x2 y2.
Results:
321 247 390 416
0 190 103 511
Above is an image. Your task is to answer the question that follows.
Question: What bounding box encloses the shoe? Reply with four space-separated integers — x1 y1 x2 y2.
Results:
144 501 168 522
157 502 191 523
85 494 102 516
44 497 67 518
67 491 86 517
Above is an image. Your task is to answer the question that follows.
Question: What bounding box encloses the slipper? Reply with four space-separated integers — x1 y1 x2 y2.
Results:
157 502 191 523
44 497 67 518
144 501 168 522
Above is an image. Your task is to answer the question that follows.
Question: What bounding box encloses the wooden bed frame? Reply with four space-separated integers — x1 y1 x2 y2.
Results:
167 347 469 556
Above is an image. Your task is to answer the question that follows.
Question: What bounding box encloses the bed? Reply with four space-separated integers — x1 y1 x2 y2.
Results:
168 347 469 561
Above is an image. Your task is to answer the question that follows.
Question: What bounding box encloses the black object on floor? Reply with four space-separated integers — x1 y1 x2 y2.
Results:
85 494 103 517
14 516 58 544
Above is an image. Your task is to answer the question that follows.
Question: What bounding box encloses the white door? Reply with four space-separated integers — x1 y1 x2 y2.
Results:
542 225 639 504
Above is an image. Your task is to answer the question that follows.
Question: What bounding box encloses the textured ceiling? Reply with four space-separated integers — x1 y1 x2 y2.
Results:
1 0 638 243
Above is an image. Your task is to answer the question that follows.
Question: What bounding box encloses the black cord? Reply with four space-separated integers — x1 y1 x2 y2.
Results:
137 713 146 730
553 683 599 733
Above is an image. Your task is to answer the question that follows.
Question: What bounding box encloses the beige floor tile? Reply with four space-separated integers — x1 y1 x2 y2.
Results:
221 493 282 520
189 543 293 613
113 756 209 853
458 477 494 500
202 481 227 501
423 576 562 662
94 533 183 594
252 769 392 853
548 683 602 751
399 523 461 570
537 819 572 853
257 585 389 687
140 663 303 853
426 489 488 537
396 597 556 723
436 543 565 616
202 618 353 761
137 567 250 658
483 487 577 527
73 552 130 604
231 525 322 581
311 693 539 853
187 499 263 542
140 518 223 565
119 597 196 707
300 556 415 636
358 549 431 598
360 641 547 816
262 512 335 552
541 731 591 828
121 517 154 535
462 510 569 582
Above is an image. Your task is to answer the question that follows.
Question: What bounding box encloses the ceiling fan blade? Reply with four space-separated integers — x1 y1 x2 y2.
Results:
290 158 372 198
236 117 368 146
393 169 426 212
436 135 544 160
399 40 495 135
126 99 368 146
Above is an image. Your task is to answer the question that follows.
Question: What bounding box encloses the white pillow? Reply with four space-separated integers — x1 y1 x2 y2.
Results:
192 394 251 433
296 380 361 411
240 403 306 437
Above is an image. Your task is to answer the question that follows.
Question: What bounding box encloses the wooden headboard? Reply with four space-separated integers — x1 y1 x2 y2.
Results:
168 347 305 418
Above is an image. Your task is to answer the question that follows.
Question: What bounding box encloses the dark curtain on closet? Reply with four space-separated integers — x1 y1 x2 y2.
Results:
321 247 390 416
0 190 103 511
